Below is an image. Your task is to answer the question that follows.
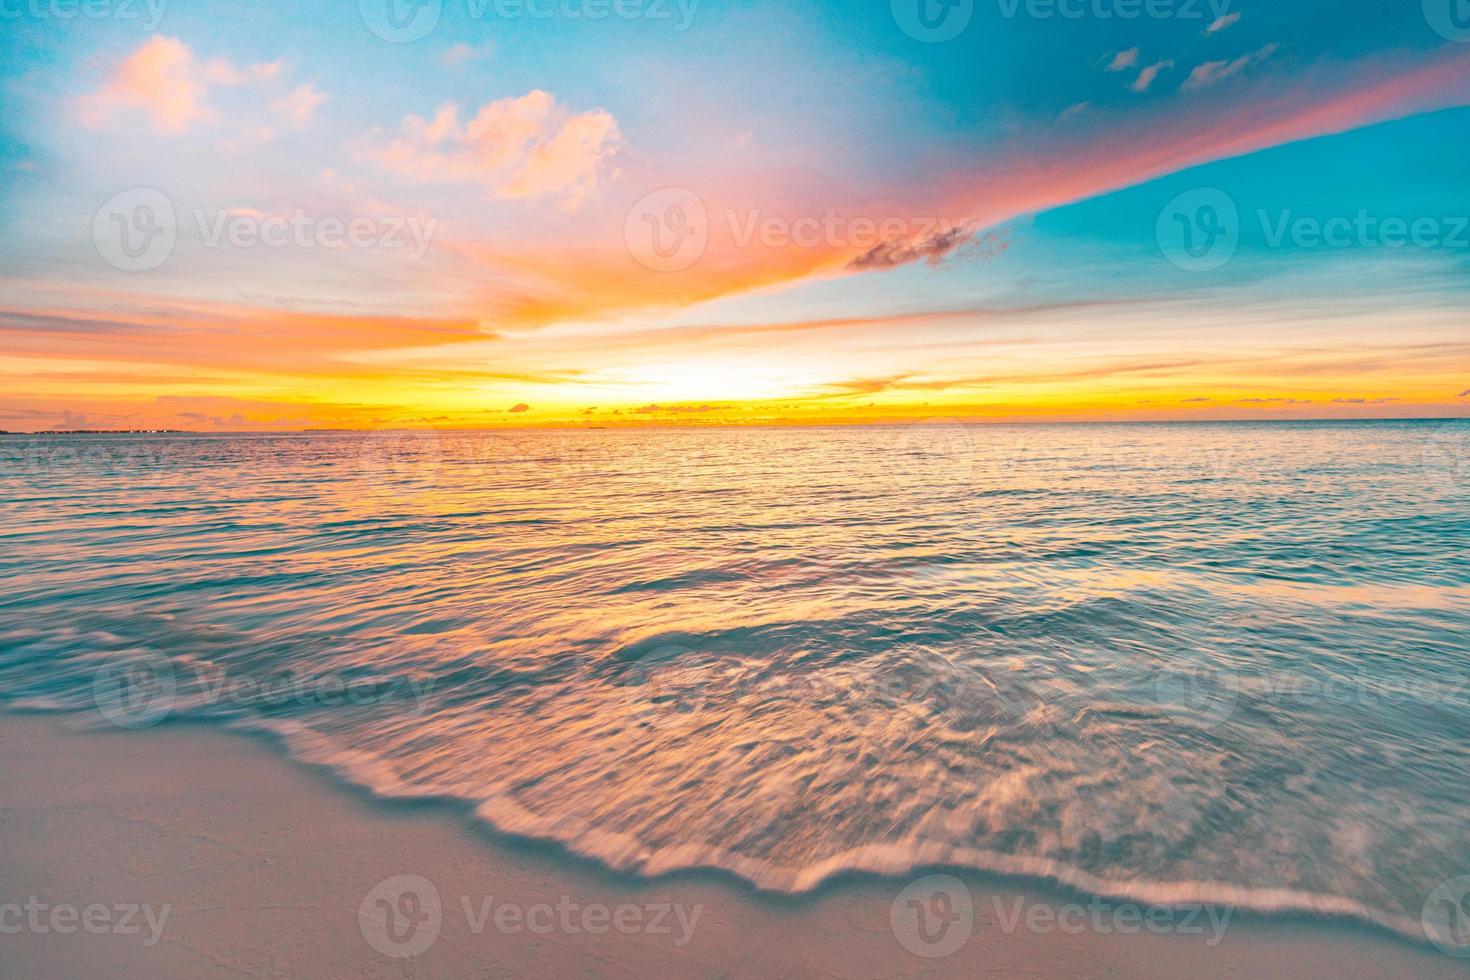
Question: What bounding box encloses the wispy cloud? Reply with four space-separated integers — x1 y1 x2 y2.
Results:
1131 60 1174 93
846 225 1003 270
443 42 494 68
1206 12 1241 34
271 83 328 129
1106 48 1140 72
1184 44 1280 92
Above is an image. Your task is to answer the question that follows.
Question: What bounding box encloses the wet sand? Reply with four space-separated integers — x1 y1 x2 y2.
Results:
0 713 1463 979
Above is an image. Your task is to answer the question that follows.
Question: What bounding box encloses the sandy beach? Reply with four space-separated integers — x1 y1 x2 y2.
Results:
0 713 1461 979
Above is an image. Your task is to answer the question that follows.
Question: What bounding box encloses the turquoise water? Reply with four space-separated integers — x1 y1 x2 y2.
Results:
1 421 1467 946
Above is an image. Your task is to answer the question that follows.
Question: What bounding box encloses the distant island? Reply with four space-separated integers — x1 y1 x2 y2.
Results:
22 429 189 435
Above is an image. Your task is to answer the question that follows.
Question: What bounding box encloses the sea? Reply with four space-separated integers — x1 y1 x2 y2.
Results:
1 420 1467 947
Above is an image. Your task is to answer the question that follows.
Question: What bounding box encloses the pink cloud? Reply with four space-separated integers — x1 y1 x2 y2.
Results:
78 37 284 133
443 42 494 68
1184 44 1280 91
442 51 1470 329
78 36 206 132
936 52 1470 237
368 90 621 210
202 57 283 86
1106 48 1140 72
1131 60 1175 93
1206 12 1241 34
271 83 329 129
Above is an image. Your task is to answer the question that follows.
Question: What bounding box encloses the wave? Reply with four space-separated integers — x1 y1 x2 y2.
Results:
173 710 1438 950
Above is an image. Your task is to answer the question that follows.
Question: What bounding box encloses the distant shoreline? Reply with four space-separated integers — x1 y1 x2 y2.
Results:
1 417 1466 436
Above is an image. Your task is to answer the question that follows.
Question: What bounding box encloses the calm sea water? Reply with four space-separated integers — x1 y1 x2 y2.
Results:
2 422 1468 944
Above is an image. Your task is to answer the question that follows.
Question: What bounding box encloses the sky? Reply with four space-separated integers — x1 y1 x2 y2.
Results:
1 0 1468 430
